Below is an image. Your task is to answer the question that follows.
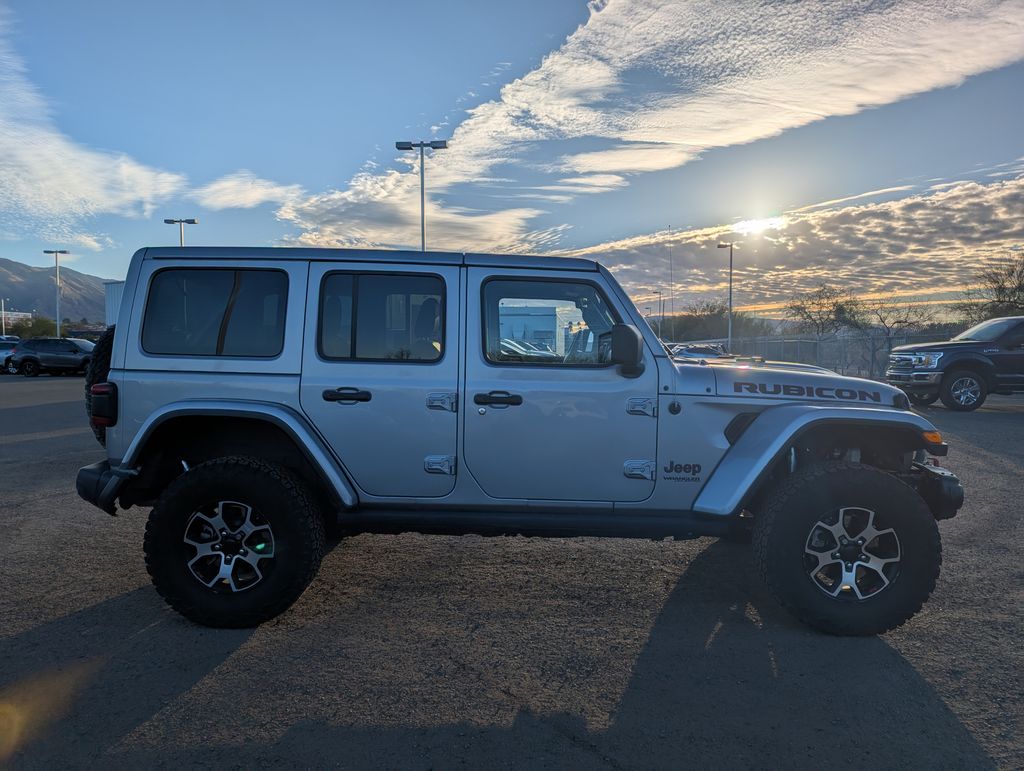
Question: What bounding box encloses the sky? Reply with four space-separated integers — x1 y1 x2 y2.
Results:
1 0 1023 316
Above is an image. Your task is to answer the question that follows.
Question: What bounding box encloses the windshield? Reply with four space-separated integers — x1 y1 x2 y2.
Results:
953 318 1022 342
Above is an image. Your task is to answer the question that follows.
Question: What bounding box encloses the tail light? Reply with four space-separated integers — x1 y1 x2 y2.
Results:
90 382 118 427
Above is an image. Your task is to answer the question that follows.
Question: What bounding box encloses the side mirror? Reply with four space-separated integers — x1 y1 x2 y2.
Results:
610 323 644 378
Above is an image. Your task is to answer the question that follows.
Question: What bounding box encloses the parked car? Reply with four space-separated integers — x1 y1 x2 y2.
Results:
499 338 561 361
77 245 962 636
0 340 17 373
0 334 21 342
8 337 95 376
886 316 1024 411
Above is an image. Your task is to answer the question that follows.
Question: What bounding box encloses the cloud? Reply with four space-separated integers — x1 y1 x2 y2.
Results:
274 0 1024 249
192 171 303 210
569 175 1024 312
790 186 916 213
0 9 186 244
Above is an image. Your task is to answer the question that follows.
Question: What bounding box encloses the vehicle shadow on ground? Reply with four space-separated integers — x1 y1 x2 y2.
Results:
16 539 985 770
0 587 255 767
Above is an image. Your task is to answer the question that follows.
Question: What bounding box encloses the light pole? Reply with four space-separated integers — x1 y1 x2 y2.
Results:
164 218 199 246
717 241 734 352
667 225 674 320
395 140 449 251
648 289 664 338
1 298 9 336
43 249 69 337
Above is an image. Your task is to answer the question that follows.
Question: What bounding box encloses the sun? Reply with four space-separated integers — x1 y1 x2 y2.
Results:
732 216 786 235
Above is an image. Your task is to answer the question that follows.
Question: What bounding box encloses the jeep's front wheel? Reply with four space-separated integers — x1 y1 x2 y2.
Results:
754 462 941 636
144 456 325 628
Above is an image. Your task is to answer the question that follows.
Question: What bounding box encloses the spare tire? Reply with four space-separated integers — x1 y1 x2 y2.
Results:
84 325 115 447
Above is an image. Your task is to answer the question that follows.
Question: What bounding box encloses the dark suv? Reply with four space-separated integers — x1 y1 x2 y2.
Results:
886 316 1024 411
8 337 95 377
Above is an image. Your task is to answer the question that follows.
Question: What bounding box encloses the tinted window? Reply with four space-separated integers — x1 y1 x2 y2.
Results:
142 269 287 357
0 342 15 351
483 280 619 367
319 273 443 362
70 339 95 352
953 317 1022 342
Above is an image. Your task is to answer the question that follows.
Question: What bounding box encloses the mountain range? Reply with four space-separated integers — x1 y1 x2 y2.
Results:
0 257 108 323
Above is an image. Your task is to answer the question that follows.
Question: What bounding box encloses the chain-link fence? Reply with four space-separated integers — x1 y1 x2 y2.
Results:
676 326 962 379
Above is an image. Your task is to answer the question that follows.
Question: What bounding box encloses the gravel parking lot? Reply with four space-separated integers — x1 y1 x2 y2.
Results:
1 375 1021 769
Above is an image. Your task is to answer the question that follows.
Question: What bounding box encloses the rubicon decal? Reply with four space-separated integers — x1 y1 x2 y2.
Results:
734 382 882 402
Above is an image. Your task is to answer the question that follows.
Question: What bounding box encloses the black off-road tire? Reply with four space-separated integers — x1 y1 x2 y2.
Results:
753 462 941 636
84 325 115 446
939 369 987 412
720 517 753 544
21 359 39 377
908 392 938 407
144 456 326 628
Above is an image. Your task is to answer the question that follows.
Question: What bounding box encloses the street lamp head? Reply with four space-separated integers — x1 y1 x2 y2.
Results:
717 242 731 249
43 249 69 255
395 141 414 151
184 218 199 225
428 140 449 150
163 219 176 224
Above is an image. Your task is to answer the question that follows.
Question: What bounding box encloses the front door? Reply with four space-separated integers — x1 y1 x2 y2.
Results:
462 269 659 502
300 263 460 498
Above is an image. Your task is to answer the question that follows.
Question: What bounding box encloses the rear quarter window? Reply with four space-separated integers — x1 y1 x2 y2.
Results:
142 268 288 357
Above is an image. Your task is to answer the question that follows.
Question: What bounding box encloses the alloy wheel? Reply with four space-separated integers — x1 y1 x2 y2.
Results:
950 376 981 406
183 501 276 592
804 507 901 600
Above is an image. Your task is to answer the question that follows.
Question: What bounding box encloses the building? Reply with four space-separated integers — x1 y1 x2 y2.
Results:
104 281 125 327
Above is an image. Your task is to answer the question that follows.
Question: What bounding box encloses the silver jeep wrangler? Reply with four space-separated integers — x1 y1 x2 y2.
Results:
77 246 963 634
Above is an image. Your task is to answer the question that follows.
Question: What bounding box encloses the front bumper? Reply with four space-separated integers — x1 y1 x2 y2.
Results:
913 461 964 520
76 460 125 515
886 370 942 391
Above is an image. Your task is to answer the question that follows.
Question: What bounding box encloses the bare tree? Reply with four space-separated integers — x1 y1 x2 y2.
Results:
785 284 864 335
855 297 935 377
662 298 773 342
954 252 1024 323
863 296 935 341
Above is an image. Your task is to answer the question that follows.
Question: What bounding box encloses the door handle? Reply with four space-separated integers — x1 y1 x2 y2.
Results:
322 387 372 403
473 391 523 406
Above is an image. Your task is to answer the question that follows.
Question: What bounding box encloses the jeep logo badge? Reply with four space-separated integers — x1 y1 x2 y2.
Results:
664 460 701 474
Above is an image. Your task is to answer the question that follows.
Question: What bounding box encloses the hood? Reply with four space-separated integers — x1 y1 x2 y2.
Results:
708 360 906 408
891 339 982 354
703 357 833 374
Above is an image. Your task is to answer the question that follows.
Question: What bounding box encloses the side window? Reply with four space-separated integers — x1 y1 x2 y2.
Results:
142 269 288 357
319 273 444 362
482 279 619 367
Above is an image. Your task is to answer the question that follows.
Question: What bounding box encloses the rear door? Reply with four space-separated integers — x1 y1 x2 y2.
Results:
299 263 460 498
36 340 61 368
991 321 1024 387
53 340 79 369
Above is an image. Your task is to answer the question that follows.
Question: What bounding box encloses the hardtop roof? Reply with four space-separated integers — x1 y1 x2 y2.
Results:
141 246 599 272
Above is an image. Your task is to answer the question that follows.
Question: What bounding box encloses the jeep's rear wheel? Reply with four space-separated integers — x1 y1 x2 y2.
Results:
144 456 325 628
939 370 986 411
754 462 941 636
